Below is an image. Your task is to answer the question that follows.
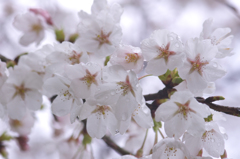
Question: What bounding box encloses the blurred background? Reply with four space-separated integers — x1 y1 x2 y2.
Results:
0 0 240 158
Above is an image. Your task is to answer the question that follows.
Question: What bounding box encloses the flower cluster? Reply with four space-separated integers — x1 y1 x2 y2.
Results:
0 0 234 158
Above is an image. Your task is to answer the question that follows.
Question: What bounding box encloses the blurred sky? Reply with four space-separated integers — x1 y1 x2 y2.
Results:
0 0 240 158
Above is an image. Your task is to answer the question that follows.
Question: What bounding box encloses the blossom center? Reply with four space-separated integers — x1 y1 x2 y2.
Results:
80 69 98 89
188 54 209 76
116 75 135 97
125 53 139 64
175 100 196 119
69 50 82 65
155 42 176 64
31 24 43 34
94 30 112 47
13 83 30 100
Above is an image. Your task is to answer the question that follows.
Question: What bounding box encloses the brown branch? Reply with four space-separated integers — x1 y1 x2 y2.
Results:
102 136 132 156
144 89 240 117
196 97 240 117
144 87 175 101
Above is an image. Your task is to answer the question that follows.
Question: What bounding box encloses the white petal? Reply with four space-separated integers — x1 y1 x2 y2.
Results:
164 113 189 138
203 130 225 157
203 62 226 82
7 96 27 120
155 101 178 122
51 95 72 116
25 90 42 110
87 113 106 138
145 58 168 76
133 104 153 128
114 94 137 121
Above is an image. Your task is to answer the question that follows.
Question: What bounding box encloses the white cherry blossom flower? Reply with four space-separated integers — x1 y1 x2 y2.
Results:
200 18 234 58
43 74 82 118
2 66 43 120
46 42 89 65
155 91 211 138
77 99 117 138
76 10 122 58
13 12 46 46
178 38 226 94
141 29 185 76
183 122 225 158
94 65 143 121
65 62 102 99
110 44 144 73
91 0 123 22
152 138 190 159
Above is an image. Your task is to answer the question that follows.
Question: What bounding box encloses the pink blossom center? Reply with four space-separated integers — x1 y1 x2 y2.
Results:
155 42 176 64
188 54 209 76
116 75 135 97
69 50 82 65
175 100 196 119
94 30 112 47
80 69 98 89
13 83 31 100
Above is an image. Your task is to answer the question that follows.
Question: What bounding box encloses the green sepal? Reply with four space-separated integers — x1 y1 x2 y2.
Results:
6 61 16 68
204 114 213 122
55 29 65 43
82 133 92 147
158 68 183 88
153 119 162 132
68 33 79 43
0 132 12 141
0 148 8 159
104 56 110 66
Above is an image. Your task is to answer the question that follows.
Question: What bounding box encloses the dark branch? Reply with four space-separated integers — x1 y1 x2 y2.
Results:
144 89 240 117
196 97 240 117
102 136 132 156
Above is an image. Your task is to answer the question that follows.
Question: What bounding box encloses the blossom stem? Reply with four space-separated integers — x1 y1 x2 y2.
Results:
136 129 149 157
154 131 158 145
158 129 165 139
138 74 152 80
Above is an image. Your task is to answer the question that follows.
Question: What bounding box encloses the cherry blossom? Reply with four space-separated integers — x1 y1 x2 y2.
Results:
110 44 144 73
141 29 185 76
155 91 211 138
200 18 234 58
152 138 190 159
178 38 226 94
1 66 43 119
13 12 46 46
46 42 89 65
65 62 102 99
76 9 122 58
77 99 117 138
94 65 143 121
43 74 83 118
183 122 226 158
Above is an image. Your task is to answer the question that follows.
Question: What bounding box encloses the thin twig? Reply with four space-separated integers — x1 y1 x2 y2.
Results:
144 89 240 117
102 136 132 155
